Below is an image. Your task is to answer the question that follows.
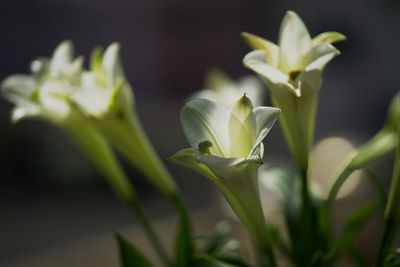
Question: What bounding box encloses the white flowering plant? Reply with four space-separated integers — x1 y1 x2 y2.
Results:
2 10 400 267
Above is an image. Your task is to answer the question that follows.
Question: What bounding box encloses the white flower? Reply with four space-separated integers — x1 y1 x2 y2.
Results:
242 10 345 171
70 43 134 118
168 94 280 249
2 41 83 123
191 68 265 108
242 10 344 97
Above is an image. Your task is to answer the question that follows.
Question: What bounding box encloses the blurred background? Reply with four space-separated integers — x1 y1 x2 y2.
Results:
0 0 400 266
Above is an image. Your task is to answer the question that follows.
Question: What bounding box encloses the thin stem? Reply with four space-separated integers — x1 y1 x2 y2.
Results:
375 221 398 267
326 155 355 210
63 115 171 265
259 246 277 267
128 200 171 266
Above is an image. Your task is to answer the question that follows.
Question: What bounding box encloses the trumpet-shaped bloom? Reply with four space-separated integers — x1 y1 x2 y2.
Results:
242 10 345 170
1 41 137 204
190 68 265 108
68 43 178 198
2 41 83 123
242 11 344 97
70 43 134 118
169 95 280 248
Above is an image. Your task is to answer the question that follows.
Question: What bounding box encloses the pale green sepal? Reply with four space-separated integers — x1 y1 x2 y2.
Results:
166 148 217 182
241 32 280 67
181 98 231 157
312 32 346 46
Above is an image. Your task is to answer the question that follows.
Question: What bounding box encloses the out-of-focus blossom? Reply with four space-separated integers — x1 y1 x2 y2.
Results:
191 68 265 108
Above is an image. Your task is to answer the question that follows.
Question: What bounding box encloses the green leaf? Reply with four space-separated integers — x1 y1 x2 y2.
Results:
348 247 368 267
324 198 381 265
211 254 251 267
175 216 193 267
193 254 250 267
116 234 152 267
203 221 232 254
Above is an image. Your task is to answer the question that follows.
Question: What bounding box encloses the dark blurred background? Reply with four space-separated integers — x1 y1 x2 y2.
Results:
0 0 400 266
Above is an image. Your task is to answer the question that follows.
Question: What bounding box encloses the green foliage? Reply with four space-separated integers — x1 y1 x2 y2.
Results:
116 234 152 267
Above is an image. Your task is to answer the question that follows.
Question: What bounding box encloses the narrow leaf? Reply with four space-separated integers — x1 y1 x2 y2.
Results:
175 217 193 267
116 234 152 267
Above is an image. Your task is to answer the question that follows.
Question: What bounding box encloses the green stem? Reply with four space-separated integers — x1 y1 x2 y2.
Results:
300 168 314 265
326 156 354 210
63 113 171 266
376 121 400 267
128 200 171 266
375 221 398 267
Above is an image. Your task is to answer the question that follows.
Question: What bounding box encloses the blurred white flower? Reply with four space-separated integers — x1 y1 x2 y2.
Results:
70 43 134 118
2 41 83 123
191 68 265 108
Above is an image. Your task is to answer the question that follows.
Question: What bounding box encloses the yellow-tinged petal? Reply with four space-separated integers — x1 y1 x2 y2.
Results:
312 31 346 46
231 93 253 122
243 50 299 96
278 10 312 73
241 32 279 67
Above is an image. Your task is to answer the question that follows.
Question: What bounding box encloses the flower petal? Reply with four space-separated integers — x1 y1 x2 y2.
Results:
181 98 231 157
102 43 135 111
237 75 266 107
243 50 289 85
278 11 312 72
198 154 259 179
241 32 280 67
167 148 217 181
50 40 74 76
298 43 340 91
103 43 124 88
229 95 257 158
312 32 346 46
250 106 280 155
243 50 299 96
11 105 42 123
1 74 36 100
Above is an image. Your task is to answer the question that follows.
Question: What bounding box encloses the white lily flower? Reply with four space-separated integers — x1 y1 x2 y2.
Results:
1 41 137 204
242 10 345 171
2 41 83 123
168 95 280 249
68 43 178 198
191 68 266 108
70 43 134 118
